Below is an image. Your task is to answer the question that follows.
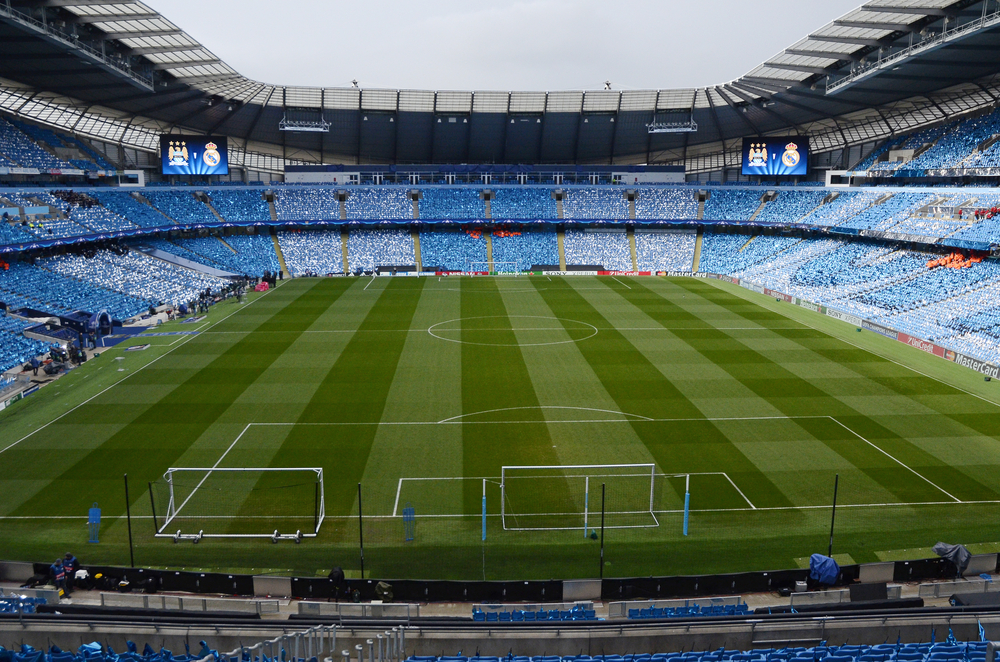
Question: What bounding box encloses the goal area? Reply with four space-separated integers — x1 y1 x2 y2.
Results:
500 464 659 532
149 467 324 541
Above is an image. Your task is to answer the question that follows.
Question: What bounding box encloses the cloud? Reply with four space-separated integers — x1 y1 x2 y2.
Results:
148 0 861 90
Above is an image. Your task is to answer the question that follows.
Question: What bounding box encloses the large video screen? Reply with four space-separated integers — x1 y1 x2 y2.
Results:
741 137 808 176
160 135 228 176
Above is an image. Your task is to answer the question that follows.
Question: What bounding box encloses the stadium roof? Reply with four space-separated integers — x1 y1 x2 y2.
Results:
2 0 1000 169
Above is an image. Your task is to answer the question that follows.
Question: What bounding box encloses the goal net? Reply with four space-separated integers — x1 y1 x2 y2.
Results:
469 261 520 275
149 467 325 540
501 464 658 531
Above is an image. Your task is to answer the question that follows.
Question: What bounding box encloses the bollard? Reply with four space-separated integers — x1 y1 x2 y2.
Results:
367 639 374 662
356 644 364 662
342 650 351 662
385 631 394 662
377 635 384 662
400 628 406 660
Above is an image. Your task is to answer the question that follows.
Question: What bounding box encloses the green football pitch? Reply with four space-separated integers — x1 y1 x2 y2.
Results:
3 274 1000 580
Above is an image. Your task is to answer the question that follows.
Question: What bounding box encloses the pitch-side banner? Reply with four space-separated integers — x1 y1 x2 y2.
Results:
161 135 229 176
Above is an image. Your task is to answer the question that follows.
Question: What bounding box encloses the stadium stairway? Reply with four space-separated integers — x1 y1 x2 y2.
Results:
556 229 567 270
747 198 769 222
739 236 756 252
216 236 238 255
271 234 289 277
203 197 227 224
692 229 703 272
485 233 494 271
484 196 492 219
628 227 638 272
697 198 705 220
341 229 350 272
268 198 278 222
412 229 423 271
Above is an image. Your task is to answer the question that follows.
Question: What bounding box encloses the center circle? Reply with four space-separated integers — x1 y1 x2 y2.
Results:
427 316 598 347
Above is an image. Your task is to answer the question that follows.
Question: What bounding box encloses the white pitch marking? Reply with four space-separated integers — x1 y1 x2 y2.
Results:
437 406 654 424
708 278 1000 409
248 414 826 427
168 423 254 520
427 315 598 347
9 499 1000 521
721 472 756 509
364 275 377 290
0 282 284 457
827 416 962 503
611 276 631 290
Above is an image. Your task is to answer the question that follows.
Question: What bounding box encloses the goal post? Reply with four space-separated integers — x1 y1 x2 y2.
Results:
500 464 659 531
149 467 325 541
468 261 520 275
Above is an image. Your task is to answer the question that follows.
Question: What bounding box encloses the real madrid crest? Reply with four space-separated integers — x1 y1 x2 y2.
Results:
203 141 221 167
781 142 800 168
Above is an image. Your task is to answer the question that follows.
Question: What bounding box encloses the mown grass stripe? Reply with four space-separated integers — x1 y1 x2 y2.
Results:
459 277 563 518
534 277 797 510
8 279 346 517
263 277 428 518
667 278 1000 503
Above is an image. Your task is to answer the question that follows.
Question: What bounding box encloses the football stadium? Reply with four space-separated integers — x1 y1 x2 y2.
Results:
8 0 1000 659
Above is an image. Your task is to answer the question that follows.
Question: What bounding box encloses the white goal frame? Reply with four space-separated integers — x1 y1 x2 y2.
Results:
153 467 325 541
469 261 520 275
500 463 658 532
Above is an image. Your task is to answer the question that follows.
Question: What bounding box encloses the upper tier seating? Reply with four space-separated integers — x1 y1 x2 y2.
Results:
90 191 170 228
907 110 1000 170
418 231 487 272
144 191 216 224
420 188 486 219
838 193 935 232
347 230 415 269
635 231 696 271
754 191 826 224
278 230 344 275
703 190 763 222
207 190 271 221
275 188 340 221
634 188 698 219
490 188 557 219
799 191 880 227
345 188 412 220
563 188 628 219
0 117 72 170
490 231 558 271
563 230 632 271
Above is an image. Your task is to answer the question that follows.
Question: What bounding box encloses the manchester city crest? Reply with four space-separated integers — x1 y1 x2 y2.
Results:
203 142 221 167
747 142 768 168
781 142 800 168
166 140 189 167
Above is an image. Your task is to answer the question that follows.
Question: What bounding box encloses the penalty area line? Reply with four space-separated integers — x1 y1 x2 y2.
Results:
827 416 962 503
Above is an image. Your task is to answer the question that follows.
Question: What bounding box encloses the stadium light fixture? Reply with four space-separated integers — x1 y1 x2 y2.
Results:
646 120 698 134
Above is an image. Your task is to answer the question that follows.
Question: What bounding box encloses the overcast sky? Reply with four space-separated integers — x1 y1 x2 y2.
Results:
147 0 862 91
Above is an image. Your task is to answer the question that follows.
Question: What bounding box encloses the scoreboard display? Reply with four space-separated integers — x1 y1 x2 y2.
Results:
741 137 809 176
160 135 229 176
